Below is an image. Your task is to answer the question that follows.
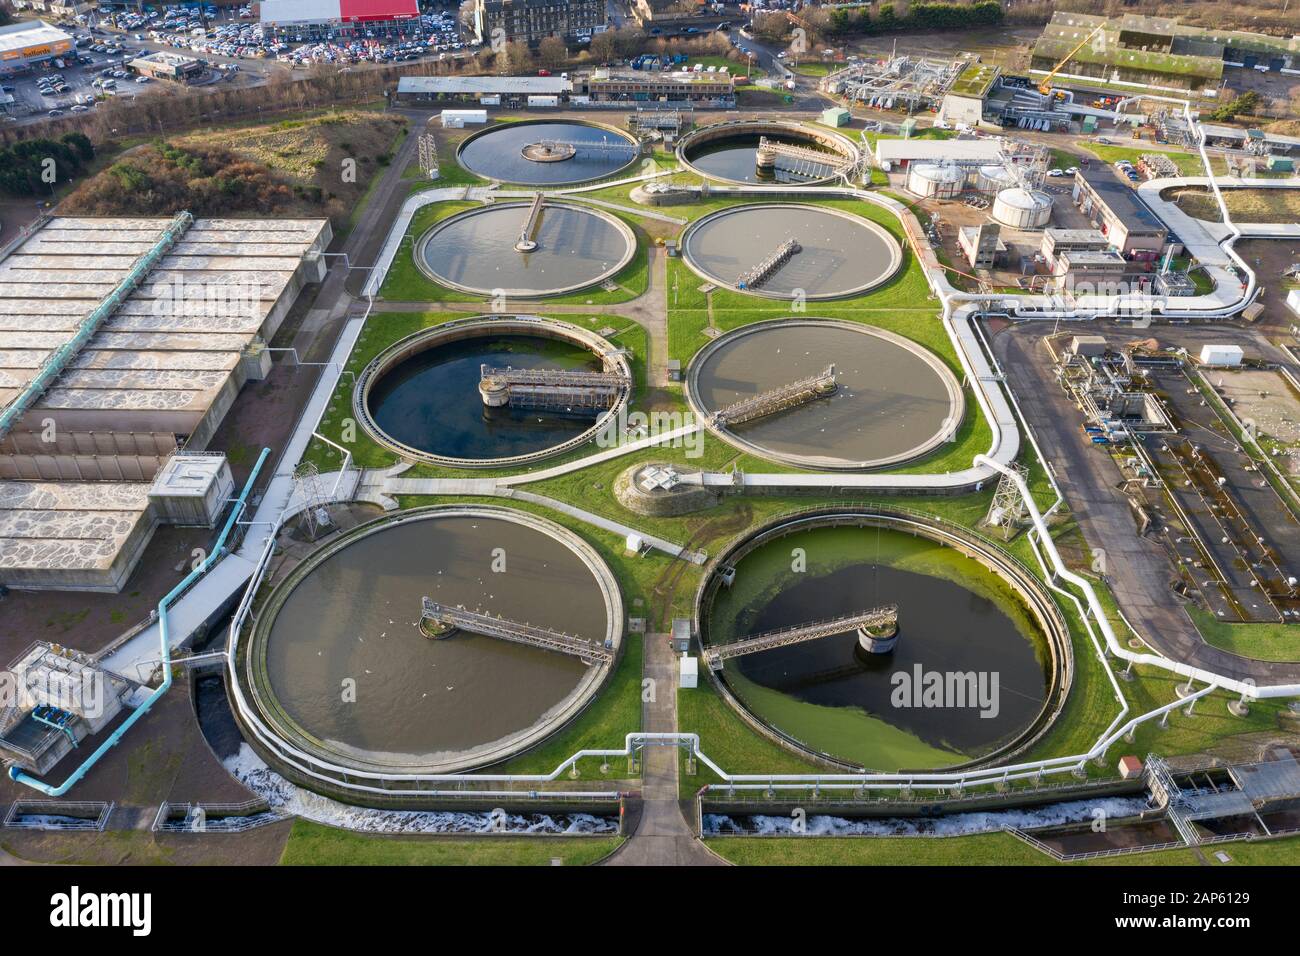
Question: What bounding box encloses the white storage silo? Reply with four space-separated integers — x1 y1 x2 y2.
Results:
976 164 1016 193
992 187 1053 229
906 163 965 199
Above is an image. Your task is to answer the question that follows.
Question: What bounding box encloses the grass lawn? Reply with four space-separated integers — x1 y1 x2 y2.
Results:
706 831 1300 865
376 198 651 306
682 54 762 77
679 672 828 791
1082 143 1221 178
492 632 645 777
301 309 649 476
1163 184 1300 225
1186 605 1300 663
791 60 837 77
280 819 622 865
377 200 484 302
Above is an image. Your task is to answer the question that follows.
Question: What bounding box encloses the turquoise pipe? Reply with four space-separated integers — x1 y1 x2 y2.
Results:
9 447 271 796
0 211 193 442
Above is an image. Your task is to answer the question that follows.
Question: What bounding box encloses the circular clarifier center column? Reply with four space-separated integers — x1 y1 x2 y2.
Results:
416 201 635 298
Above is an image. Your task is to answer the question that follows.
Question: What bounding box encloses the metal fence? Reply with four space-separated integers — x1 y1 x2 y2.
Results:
3 800 113 831
152 800 283 834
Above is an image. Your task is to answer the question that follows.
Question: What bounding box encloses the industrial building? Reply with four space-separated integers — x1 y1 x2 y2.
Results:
1051 250 1128 293
259 0 421 37
1030 12 1300 92
0 20 73 76
1041 228 1111 262
471 0 604 45
396 74 571 107
873 137 1004 171
129 50 205 83
1249 129 1300 158
396 71 734 107
0 215 330 592
958 223 1006 271
938 60 1001 127
1072 167 1168 259
0 642 132 776
578 70 735 106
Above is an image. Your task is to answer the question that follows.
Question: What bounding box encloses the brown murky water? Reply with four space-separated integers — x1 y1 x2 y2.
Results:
683 205 898 298
693 323 959 467
421 204 631 296
259 512 610 770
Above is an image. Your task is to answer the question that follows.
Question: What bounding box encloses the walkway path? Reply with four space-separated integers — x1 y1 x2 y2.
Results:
368 470 707 562
604 630 724 866
506 490 706 563
100 125 425 678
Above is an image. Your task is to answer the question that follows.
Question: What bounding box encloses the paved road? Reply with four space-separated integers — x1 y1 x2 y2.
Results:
295 117 422 363
605 630 724 866
993 320 1300 684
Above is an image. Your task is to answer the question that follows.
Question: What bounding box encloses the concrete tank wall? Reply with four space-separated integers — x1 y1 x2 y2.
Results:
906 163 965 199
993 187 1053 229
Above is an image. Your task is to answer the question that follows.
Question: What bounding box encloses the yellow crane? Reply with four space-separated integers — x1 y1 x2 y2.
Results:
1038 23 1106 96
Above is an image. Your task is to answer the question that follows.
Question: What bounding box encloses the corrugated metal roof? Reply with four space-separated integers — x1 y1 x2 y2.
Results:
259 0 342 26
339 0 419 21
1077 166 1166 233
397 75 572 95
875 139 1004 163
0 20 71 55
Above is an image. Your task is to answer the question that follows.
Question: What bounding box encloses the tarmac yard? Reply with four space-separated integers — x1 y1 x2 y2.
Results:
1146 365 1300 623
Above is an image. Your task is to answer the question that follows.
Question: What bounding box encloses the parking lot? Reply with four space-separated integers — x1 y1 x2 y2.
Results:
2 41 159 122
93 2 473 68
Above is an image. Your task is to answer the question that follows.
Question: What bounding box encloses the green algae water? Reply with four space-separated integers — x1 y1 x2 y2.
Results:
705 525 1051 770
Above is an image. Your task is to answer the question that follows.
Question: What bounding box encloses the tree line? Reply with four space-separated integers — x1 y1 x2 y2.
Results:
0 133 94 197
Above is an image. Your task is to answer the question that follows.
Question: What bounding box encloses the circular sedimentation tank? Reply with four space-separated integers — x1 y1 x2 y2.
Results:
687 319 962 470
356 315 632 468
416 201 635 298
679 203 901 300
240 505 623 778
992 186 1053 229
696 509 1071 772
676 120 859 185
457 119 640 185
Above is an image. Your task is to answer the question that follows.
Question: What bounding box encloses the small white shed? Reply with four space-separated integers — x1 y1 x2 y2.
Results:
679 654 698 689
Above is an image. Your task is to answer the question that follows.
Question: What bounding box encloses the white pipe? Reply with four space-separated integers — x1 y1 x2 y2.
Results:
976 452 1299 698
211 135 1298 798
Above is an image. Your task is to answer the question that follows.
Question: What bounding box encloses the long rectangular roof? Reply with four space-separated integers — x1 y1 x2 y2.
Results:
874 138 1003 164
260 0 417 24
0 20 71 55
397 75 572 95
0 217 328 421
0 480 153 582
0 215 328 586
1077 166 1167 233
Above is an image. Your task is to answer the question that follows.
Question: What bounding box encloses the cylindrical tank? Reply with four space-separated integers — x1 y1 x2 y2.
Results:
906 163 964 199
478 373 510 407
976 164 1016 193
992 187 1053 229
